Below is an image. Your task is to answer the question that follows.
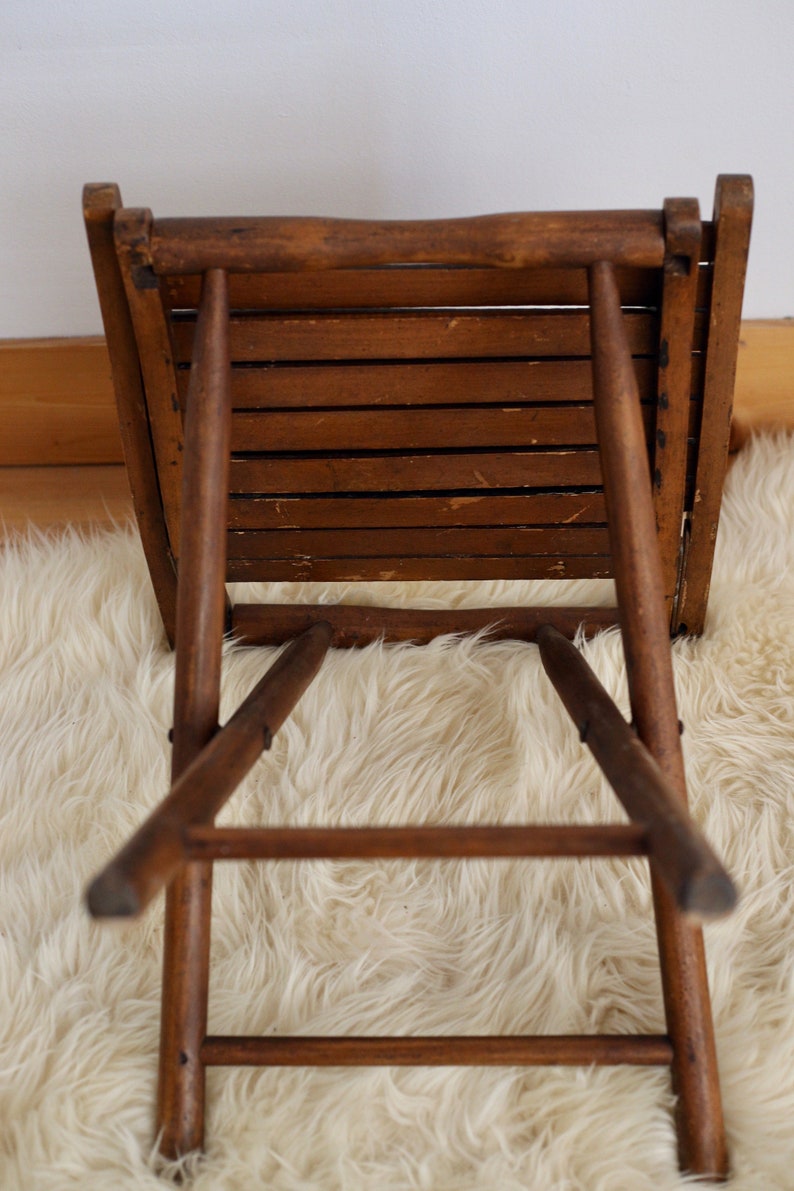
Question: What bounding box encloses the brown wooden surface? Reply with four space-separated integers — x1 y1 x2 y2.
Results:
114 207 185 554
653 199 702 616
225 554 614 583
589 258 727 1177
82 185 178 642
227 449 605 494
157 268 231 1158
230 603 620 647
1 319 785 475
228 405 604 452
200 1034 674 1067
226 491 607 531
536 625 734 917
185 823 647 860
177 358 661 411
88 622 332 918
225 525 611 561
151 209 667 274
0 465 131 532
171 309 660 363
165 263 668 310
0 337 117 465
676 176 754 637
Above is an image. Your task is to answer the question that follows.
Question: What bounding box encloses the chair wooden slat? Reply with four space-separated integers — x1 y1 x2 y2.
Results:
164 264 667 311
227 491 607 531
171 309 662 363
228 449 604 494
224 524 610 561
225 555 613 583
177 358 657 411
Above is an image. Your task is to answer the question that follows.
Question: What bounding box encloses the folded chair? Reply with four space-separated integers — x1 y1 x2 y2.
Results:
83 176 752 1179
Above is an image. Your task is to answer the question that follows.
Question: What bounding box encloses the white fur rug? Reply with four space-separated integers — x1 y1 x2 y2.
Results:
1 434 793 1190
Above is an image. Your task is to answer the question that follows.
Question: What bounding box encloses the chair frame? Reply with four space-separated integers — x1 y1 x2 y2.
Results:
83 177 752 1179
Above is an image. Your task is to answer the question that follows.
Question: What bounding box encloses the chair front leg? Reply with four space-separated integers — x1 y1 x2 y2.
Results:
158 267 230 1158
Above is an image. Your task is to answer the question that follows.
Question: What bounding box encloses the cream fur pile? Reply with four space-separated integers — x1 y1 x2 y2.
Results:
1 433 793 1190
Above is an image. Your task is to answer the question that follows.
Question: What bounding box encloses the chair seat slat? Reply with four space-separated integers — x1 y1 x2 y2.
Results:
171 309 664 364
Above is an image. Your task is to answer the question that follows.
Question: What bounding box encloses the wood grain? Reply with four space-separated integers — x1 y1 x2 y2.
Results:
151 210 667 274
0 320 785 474
0 337 117 465
200 1034 674 1068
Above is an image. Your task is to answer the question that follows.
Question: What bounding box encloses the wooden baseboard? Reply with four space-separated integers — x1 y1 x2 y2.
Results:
0 337 118 465
1 323 792 466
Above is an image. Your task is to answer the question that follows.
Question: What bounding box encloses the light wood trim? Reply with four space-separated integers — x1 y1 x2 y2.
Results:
0 321 790 468
0 464 131 532
0 337 119 465
734 320 794 425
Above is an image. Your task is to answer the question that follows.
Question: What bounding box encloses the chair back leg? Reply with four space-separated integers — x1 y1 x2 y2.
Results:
589 260 727 1178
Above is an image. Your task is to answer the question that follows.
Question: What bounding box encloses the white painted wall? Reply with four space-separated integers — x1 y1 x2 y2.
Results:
2 0 791 336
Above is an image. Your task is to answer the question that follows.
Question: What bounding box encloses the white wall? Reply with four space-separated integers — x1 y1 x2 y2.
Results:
2 0 791 336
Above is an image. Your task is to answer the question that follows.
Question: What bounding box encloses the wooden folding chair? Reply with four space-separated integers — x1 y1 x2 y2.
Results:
83 176 752 1179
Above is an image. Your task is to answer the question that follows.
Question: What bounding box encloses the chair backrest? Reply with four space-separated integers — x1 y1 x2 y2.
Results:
83 178 752 645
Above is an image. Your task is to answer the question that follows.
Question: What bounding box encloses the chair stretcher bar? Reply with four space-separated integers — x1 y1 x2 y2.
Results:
184 823 647 860
537 625 735 919
86 622 332 918
200 1034 674 1067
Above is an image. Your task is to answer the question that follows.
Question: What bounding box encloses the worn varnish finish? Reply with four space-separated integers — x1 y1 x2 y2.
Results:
84 179 752 1179
200 1034 674 1068
185 822 649 860
537 625 734 917
653 199 702 618
82 186 178 642
156 268 231 1156
675 177 754 635
230 602 620 647
151 209 668 273
589 258 729 1177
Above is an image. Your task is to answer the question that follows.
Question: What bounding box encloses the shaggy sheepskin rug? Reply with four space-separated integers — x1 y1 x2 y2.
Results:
1 433 793 1191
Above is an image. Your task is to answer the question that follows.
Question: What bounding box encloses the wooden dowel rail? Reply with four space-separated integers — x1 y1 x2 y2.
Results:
157 266 231 1155
86 622 332 918
200 1034 674 1067
185 823 648 860
231 603 621 648
537 625 735 918
150 210 666 276
589 258 730 1173
170 267 231 777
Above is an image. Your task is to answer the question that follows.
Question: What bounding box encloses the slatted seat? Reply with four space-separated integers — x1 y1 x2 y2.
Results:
83 176 752 1179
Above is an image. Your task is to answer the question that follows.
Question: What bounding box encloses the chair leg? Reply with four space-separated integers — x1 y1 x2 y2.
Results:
156 267 231 1157
652 881 727 1178
589 260 727 1179
157 863 213 1157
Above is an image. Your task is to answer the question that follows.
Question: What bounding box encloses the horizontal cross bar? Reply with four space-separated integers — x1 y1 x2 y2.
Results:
86 622 332 917
150 210 666 275
200 1033 673 1067
230 603 621 648
184 823 648 860
537 624 736 918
